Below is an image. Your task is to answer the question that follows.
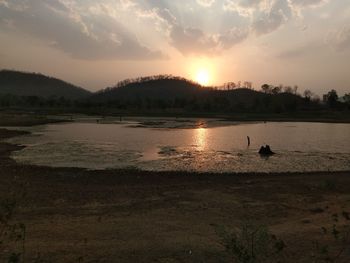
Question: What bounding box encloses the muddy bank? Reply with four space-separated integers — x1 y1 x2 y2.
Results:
0 112 70 126
0 128 28 165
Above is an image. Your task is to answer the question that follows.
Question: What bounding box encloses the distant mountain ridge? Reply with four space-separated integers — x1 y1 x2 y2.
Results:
0 70 91 100
0 70 323 113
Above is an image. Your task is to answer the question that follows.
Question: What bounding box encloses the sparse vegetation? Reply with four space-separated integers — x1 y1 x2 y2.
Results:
320 179 337 191
311 211 350 263
0 180 26 263
217 223 286 263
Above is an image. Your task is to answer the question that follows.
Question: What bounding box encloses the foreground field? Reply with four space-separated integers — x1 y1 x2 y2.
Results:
1 128 350 262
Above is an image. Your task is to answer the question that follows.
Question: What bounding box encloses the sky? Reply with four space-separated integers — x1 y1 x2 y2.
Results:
0 0 349 95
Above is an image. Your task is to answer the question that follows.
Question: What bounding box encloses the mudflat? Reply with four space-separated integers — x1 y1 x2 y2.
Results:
1 128 350 262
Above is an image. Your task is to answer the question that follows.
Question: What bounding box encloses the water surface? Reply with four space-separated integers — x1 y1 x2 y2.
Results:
6 119 350 173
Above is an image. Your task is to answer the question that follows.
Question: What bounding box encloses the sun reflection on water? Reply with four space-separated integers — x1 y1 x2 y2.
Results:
194 127 207 150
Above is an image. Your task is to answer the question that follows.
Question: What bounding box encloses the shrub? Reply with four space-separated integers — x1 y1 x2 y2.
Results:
217 223 285 263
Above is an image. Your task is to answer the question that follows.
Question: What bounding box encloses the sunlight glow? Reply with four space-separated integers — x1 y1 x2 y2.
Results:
187 58 216 87
195 69 210 86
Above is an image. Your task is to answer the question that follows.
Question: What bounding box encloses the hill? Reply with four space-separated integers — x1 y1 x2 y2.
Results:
89 75 309 113
92 75 209 101
0 70 91 100
0 72 326 114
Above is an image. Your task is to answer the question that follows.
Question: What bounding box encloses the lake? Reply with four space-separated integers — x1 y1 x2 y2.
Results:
6 118 350 173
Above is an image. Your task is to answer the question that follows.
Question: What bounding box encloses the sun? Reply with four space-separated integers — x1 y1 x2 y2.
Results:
188 58 215 86
195 69 210 86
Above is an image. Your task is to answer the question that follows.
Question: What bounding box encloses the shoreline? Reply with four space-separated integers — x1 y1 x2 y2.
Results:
1 110 350 127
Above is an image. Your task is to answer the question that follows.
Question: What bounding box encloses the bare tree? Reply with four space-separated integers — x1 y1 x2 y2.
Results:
283 86 293 93
244 81 252 89
293 85 298 95
303 89 313 100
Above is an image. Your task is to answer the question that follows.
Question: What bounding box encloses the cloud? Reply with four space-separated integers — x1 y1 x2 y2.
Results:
0 0 166 60
217 27 249 49
170 26 217 54
288 0 329 19
252 0 292 35
0 0 335 59
149 5 249 55
277 41 323 59
128 2 248 55
168 25 249 55
224 0 292 35
0 0 8 8
224 0 329 36
196 0 216 7
289 0 328 8
326 25 350 52
223 0 262 17
0 0 28 11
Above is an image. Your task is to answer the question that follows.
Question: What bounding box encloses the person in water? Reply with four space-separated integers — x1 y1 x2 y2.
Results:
247 136 250 146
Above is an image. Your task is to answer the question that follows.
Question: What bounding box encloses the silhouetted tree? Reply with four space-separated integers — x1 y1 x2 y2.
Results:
261 84 270 93
343 93 350 104
303 89 312 99
223 82 236 90
303 89 313 103
325 90 339 109
272 86 282 95
283 86 293 93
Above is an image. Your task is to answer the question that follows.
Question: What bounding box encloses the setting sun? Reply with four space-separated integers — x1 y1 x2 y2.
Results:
187 58 216 87
195 69 210 86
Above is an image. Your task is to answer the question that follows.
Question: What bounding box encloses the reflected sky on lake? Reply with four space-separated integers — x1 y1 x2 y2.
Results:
6 119 350 173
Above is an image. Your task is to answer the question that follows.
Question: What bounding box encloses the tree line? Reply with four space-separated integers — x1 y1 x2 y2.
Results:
0 75 349 113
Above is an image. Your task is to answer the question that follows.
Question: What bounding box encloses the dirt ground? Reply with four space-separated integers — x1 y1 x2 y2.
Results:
1 128 350 262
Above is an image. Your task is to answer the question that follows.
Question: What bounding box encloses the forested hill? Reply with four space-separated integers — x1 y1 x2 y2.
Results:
92 75 209 101
89 75 310 113
0 70 91 100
